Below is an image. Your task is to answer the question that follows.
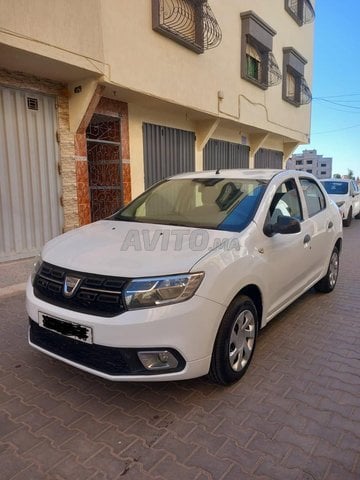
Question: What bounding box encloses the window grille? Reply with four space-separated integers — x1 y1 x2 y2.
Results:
285 0 315 26
300 77 312 105
266 52 282 87
152 0 222 53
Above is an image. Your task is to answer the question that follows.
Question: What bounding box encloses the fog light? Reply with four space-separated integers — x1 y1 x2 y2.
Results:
138 350 178 370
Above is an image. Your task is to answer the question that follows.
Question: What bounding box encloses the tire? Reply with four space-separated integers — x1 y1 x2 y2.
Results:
209 295 258 385
343 207 352 227
314 246 339 293
355 211 360 220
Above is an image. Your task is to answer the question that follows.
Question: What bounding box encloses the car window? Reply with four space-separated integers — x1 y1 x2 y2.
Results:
321 181 349 195
300 178 326 217
351 181 359 195
268 179 303 225
113 178 268 231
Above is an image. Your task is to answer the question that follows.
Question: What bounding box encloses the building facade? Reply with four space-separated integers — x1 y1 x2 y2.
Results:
287 149 332 179
0 0 315 261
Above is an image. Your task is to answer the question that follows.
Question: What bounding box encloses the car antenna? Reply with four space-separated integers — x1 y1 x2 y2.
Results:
215 168 221 175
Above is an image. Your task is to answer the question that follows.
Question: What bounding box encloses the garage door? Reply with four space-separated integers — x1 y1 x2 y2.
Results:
0 86 62 261
143 123 195 188
254 148 283 169
204 139 250 170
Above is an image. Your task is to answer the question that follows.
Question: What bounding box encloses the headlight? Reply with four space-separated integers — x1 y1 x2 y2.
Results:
31 254 43 285
124 272 204 309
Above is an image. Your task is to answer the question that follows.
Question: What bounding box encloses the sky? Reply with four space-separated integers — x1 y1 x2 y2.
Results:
295 0 360 179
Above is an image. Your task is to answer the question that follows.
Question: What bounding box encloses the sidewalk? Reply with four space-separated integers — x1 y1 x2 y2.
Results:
0 256 34 298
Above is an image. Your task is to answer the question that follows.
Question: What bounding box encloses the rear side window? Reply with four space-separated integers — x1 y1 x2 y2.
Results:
300 178 326 217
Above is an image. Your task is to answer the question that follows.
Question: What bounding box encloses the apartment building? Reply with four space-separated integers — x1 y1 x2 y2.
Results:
287 149 332 178
0 0 315 261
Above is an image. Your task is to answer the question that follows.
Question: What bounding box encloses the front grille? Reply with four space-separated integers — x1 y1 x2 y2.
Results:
34 262 128 317
29 320 185 376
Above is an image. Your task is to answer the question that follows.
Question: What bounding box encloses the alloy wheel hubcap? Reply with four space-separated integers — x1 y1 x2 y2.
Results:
329 252 339 288
229 309 256 372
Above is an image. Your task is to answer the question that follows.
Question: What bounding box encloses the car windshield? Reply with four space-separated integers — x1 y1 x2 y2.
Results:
321 181 349 195
112 178 268 231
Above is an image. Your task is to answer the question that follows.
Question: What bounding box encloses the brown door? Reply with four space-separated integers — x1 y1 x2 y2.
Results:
86 114 123 222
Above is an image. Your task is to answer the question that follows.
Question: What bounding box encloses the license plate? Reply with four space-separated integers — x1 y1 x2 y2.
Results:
38 313 93 344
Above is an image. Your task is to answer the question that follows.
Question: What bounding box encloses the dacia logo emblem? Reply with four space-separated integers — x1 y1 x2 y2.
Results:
63 275 81 298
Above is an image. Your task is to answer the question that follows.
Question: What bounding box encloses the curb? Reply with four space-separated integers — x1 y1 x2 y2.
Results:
0 283 27 299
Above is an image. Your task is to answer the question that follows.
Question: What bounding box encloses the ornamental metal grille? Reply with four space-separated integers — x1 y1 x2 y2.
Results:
153 0 222 53
300 76 312 105
286 0 315 25
265 52 282 87
86 115 123 222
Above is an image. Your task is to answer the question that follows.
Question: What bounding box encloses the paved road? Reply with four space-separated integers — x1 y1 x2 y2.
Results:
1 222 359 480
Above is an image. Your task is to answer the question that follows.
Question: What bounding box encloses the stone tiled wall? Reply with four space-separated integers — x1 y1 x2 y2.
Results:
0 69 79 232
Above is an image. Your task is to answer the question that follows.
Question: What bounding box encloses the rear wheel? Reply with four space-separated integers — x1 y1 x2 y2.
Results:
343 207 352 227
314 246 339 293
209 295 258 385
355 211 360 219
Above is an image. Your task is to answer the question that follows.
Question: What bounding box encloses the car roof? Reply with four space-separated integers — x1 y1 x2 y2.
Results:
170 169 316 181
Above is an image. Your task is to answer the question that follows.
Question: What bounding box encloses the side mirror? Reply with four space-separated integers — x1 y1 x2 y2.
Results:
264 216 301 237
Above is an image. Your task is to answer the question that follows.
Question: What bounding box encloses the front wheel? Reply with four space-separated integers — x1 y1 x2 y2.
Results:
314 246 339 293
209 295 258 385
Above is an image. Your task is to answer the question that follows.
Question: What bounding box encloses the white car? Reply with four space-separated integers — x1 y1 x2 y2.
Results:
27 170 342 385
321 178 360 227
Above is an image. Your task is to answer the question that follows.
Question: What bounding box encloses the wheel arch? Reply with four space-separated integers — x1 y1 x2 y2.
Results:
235 284 264 330
335 237 342 254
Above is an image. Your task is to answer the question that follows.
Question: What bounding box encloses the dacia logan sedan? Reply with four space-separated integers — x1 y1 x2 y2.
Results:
27 170 342 385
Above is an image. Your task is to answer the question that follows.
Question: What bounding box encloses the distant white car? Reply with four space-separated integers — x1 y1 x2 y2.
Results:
321 179 360 227
27 170 342 385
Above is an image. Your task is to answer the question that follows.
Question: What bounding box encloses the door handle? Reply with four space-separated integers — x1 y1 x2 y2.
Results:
303 234 311 244
328 221 333 229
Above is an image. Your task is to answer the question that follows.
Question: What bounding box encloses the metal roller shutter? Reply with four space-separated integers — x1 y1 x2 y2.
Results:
0 86 62 261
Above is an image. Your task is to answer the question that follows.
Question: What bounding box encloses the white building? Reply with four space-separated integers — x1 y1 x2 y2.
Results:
287 149 332 179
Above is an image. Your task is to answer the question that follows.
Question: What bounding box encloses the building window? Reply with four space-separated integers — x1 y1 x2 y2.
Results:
306 160 312 164
295 160 303 165
285 0 315 26
240 11 281 90
321 163 326 167
306 169 312 173
283 47 312 106
152 0 222 54
321 171 326 175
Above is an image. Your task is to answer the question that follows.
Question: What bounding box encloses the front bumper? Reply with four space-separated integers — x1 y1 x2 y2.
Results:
26 279 226 381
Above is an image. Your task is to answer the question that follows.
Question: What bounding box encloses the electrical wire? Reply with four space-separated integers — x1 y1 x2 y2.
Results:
313 93 360 99
315 98 360 110
312 123 360 135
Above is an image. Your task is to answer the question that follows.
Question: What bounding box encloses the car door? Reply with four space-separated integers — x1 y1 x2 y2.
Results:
260 178 315 318
298 177 334 279
350 181 360 216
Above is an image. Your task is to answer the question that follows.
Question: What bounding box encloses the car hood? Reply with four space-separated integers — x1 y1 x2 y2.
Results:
41 220 238 277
